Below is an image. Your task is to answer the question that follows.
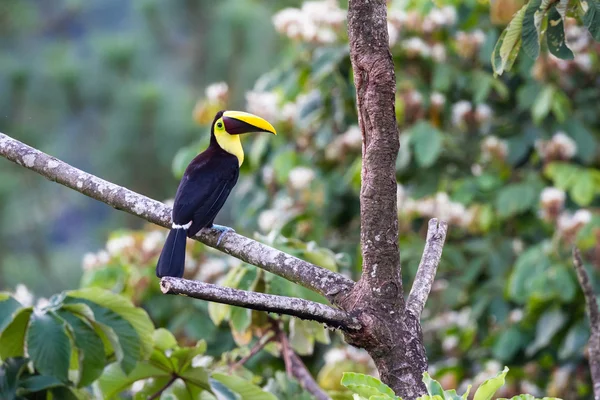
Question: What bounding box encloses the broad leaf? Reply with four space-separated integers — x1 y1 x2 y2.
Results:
98 361 171 399
0 294 24 334
411 121 443 168
341 372 397 399
0 357 29 399
56 310 107 387
495 183 537 218
473 366 509 400
66 288 153 357
26 311 71 383
583 0 600 40
212 373 277 400
17 375 65 394
521 0 543 59
492 6 526 75
526 308 567 356
546 7 573 59
0 307 32 359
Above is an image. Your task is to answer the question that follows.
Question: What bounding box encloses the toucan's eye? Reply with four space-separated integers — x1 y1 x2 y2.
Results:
216 122 223 129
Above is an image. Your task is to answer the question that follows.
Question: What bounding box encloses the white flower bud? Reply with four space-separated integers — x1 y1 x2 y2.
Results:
289 166 315 191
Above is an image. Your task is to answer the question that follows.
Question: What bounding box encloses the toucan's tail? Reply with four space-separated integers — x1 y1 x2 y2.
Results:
156 229 187 278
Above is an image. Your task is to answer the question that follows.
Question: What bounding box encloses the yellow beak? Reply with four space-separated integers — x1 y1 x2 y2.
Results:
222 111 277 135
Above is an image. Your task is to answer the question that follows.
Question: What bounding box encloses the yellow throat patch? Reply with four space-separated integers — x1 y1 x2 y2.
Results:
214 118 244 166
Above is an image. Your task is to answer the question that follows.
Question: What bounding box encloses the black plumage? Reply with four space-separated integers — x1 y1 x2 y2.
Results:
156 110 275 278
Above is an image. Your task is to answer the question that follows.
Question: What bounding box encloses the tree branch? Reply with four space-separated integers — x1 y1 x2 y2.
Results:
0 132 354 303
274 320 331 400
348 0 403 305
572 248 600 399
407 219 448 318
160 277 360 330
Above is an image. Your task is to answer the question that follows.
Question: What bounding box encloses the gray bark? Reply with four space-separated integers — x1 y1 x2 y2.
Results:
161 277 359 330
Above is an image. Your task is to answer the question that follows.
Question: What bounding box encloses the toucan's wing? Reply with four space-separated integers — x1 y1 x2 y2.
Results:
171 149 239 236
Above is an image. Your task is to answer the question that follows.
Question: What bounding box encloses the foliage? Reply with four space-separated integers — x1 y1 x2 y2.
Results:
341 368 562 400
492 0 600 74
3 0 600 398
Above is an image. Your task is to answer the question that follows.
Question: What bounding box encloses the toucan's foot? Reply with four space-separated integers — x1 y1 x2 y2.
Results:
211 224 235 245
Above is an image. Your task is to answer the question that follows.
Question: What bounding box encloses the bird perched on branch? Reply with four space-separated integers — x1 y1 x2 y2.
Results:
156 110 276 278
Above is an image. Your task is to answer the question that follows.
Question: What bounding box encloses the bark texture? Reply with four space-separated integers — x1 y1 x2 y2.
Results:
342 0 432 397
573 248 600 400
161 277 359 330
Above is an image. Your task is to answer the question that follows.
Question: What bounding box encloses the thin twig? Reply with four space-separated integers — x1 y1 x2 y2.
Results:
0 132 354 303
273 320 331 400
407 218 449 318
230 332 275 371
160 277 360 330
573 248 600 400
148 374 177 400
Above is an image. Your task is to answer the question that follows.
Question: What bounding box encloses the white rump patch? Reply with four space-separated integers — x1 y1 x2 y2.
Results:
172 221 192 230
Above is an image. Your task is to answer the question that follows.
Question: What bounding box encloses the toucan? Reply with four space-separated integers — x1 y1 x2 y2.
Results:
156 110 276 278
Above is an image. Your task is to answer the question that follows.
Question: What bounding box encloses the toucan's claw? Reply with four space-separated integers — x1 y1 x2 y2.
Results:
212 224 235 246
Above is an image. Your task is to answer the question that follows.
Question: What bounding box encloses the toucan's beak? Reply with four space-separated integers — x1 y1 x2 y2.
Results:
222 111 277 135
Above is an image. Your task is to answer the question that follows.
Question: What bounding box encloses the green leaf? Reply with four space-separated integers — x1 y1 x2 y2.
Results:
98 361 170 399
492 6 526 75
544 162 579 190
583 0 600 40
567 120 596 163
411 121 443 168
171 340 207 374
493 326 525 361
521 0 543 59
73 302 141 375
571 171 596 205
65 288 153 358
17 375 65 394
153 328 178 352
508 245 550 303
211 373 277 400
56 310 106 387
422 372 446 397
526 308 567 356
532 85 555 124
341 372 397 399
65 289 154 374
558 321 589 360
495 183 537 218
473 366 509 400
272 149 299 185
0 357 29 399
546 7 573 59
0 307 32 359
26 311 71 383
179 367 211 390
0 294 24 334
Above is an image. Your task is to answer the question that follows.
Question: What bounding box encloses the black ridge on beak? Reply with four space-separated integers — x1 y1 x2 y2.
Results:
222 116 270 135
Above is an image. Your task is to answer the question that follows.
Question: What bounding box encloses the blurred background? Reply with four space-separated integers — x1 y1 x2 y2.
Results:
1 0 599 398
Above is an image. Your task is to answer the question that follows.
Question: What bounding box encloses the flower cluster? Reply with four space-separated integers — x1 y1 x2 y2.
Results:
398 187 475 229
245 90 312 127
205 82 228 103
539 187 566 222
388 6 457 35
480 135 508 162
451 101 493 133
325 125 362 161
539 187 592 241
455 30 486 59
556 209 592 242
535 132 577 162
272 1 346 44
